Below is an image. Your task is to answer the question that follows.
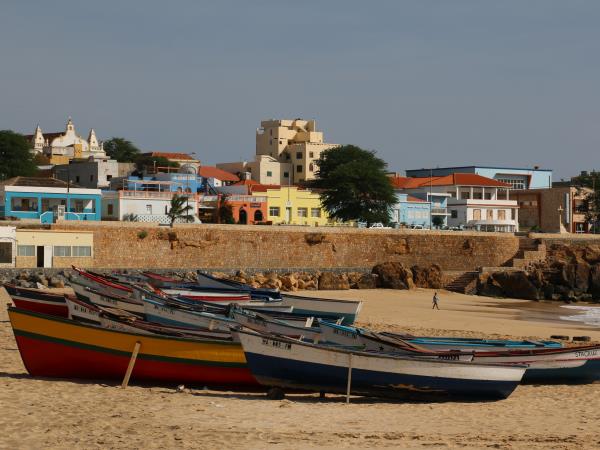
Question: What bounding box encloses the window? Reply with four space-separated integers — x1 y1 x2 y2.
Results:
269 207 280 217
311 208 321 218
266 171 272 177
484 192 492 200
497 178 525 190
12 197 37 212
297 207 308 217
487 209 494 220
285 153 290 160
146 204 152 214
498 210 506 220
72 246 92 257
296 152 302 159
106 175 112 181
460 192 470 200
473 192 483 200
309 151 314 158
296 165 302 173
107 204 114 215
17 245 35 257
473 209 481 220
72 200 84 213
90 174 94 182
54 246 71 257
309 163 314 172
451 210 458 219
283 172 289 178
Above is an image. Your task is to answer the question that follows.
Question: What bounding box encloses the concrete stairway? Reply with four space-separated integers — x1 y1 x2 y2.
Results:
508 237 547 269
444 271 479 294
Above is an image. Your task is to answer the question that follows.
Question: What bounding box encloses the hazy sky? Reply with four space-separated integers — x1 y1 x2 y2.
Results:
2 1 599 179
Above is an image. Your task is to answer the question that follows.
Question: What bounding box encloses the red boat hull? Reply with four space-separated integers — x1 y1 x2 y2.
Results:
14 333 257 386
12 298 69 318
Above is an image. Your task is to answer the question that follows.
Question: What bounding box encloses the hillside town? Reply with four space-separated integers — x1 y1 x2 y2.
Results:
1 116 596 232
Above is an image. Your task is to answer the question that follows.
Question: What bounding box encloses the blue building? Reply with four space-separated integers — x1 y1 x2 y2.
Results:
0 177 102 223
390 193 450 228
126 170 205 194
405 166 552 190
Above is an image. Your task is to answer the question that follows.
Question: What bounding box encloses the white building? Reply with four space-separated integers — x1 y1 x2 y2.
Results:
0 226 16 268
25 117 107 162
393 173 519 232
102 180 201 224
53 159 135 189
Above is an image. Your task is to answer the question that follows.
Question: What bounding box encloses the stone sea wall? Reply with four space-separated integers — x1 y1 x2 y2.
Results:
46 223 522 271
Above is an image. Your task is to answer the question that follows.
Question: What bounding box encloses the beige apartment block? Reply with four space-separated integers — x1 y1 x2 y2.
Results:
218 119 338 185
512 186 592 233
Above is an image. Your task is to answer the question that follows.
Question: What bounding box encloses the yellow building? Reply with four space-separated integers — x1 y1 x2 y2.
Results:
15 229 94 268
254 186 331 226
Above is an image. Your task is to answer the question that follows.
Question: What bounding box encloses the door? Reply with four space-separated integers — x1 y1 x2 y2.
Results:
285 207 292 223
43 245 53 268
36 246 44 268
239 209 248 224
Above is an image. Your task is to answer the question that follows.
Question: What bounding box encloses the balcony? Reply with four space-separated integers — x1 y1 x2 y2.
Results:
431 208 449 215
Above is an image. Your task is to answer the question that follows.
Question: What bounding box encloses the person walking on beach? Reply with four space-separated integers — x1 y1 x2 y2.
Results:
432 292 440 310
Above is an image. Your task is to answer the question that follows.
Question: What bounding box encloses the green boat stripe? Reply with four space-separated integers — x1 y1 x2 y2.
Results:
13 329 246 368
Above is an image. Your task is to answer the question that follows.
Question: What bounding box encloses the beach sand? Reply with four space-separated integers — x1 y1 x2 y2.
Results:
1 287 599 449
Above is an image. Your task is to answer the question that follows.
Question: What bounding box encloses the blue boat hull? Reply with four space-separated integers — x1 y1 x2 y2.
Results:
244 352 520 400
523 359 600 383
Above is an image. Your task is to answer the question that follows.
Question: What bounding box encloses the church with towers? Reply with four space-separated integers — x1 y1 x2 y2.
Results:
26 117 107 164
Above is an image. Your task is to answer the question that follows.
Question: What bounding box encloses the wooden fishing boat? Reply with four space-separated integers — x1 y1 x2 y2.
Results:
318 321 599 382
8 306 256 386
70 280 145 315
232 309 321 341
236 329 526 400
279 294 363 325
71 266 134 298
320 321 562 351
3 283 69 318
143 297 236 331
159 288 251 304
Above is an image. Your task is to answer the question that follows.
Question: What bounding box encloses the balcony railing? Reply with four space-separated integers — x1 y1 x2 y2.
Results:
431 208 449 215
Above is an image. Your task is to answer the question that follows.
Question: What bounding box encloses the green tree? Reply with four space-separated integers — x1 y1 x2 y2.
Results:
432 215 445 228
167 194 194 227
134 155 179 172
217 195 235 224
570 170 600 233
104 137 141 162
308 145 396 224
0 130 37 180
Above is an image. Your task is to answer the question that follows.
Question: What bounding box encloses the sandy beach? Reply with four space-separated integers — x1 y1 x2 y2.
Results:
1 287 599 449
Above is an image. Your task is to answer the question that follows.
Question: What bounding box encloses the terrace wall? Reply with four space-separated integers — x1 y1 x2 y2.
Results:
43 223 523 271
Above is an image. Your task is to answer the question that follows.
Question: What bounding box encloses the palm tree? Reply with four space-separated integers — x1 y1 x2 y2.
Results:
167 194 194 227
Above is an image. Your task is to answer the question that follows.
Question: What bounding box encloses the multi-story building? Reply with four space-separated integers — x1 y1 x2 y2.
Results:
405 166 553 190
512 186 593 233
25 117 107 164
53 158 134 189
0 177 101 224
217 119 339 185
392 174 519 232
102 178 203 224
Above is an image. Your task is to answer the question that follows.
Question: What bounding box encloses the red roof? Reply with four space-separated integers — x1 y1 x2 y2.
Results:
250 184 282 193
391 173 510 188
407 195 428 203
232 179 261 186
198 166 239 182
143 152 197 161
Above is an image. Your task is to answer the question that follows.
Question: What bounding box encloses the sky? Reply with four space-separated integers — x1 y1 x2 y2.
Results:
1 0 599 180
